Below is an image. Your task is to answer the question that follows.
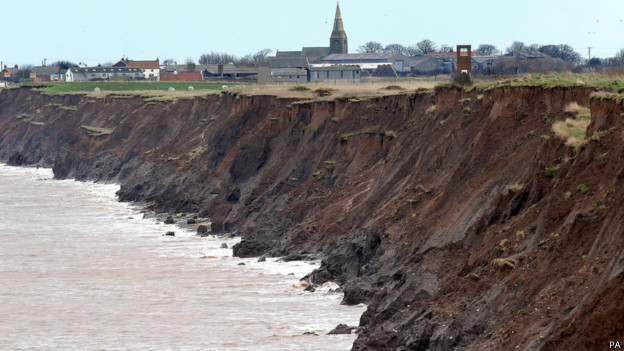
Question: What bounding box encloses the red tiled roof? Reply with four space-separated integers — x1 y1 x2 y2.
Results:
160 72 202 82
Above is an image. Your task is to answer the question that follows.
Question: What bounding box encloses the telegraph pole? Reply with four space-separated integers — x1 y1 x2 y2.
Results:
587 47 592 61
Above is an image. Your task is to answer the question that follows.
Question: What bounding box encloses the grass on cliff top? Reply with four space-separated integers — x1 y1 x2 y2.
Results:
458 72 624 92
33 81 239 95
230 76 443 99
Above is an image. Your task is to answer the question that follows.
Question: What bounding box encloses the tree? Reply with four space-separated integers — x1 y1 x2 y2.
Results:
416 39 436 54
357 41 383 53
506 41 527 54
15 65 34 79
252 48 272 63
612 49 624 65
439 44 452 52
588 57 602 66
475 44 498 56
405 45 420 57
383 43 407 55
198 51 238 64
186 57 195 64
163 58 175 65
538 44 581 64
555 44 581 64
51 60 76 69
528 43 541 50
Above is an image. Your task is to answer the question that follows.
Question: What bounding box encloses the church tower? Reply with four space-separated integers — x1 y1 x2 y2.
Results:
329 2 348 54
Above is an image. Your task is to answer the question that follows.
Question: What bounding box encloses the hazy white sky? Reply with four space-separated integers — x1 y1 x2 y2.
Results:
1 0 623 66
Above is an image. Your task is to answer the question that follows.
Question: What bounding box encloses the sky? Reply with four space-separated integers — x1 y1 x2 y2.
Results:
1 0 623 67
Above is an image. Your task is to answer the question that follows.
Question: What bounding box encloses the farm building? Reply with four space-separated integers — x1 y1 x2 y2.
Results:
320 52 411 73
65 66 144 82
113 58 160 80
309 65 360 82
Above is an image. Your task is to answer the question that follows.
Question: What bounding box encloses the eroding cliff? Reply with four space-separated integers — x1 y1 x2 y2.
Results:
1 86 623 350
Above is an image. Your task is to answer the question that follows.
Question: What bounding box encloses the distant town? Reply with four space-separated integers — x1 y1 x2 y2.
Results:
2 2 623 88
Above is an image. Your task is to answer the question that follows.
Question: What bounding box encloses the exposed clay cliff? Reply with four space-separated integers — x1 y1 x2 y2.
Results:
1 86 623 350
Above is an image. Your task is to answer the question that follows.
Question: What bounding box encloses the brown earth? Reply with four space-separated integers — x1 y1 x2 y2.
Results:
1 85 623 351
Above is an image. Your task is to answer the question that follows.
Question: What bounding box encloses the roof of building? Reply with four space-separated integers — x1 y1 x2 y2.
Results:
32 66 60 75
113 59 160 69
509 50 549 59
271 68 307 75
309 65 360 71
323 53 407 61
429 51 477 58
268 56 309 68
472 56 500 63
161 72 203 81
69 67 143 74
276 51 303 57
126 60 160 69
301 47 331 62
163 64 257 75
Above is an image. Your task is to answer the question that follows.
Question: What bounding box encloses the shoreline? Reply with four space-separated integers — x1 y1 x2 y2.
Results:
0 161 365 340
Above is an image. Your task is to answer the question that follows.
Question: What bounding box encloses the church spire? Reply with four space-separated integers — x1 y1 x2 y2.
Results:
329 2 348 54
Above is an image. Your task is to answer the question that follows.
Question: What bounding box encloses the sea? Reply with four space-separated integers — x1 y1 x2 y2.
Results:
0 164 365 351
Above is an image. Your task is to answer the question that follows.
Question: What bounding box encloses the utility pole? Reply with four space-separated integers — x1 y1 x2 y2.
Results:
587 47 592 61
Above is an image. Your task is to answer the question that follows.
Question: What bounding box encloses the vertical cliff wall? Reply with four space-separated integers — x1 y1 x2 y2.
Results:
1 86 623 350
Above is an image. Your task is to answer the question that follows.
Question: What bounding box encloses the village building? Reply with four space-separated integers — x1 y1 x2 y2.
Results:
65 66 144 82
160 71 203 82
319 52 412 73
113 58 160 80
506 49 548 60
260 2 361 83
471 56 499 74
32 66 63 82
162 63 258 79
309 65 360 82
2 66 12 80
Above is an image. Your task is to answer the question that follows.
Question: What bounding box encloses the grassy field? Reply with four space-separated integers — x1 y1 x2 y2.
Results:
467 72 624 91
33 81 237 94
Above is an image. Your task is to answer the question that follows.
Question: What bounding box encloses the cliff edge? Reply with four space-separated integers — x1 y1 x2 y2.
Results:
1 86 623 350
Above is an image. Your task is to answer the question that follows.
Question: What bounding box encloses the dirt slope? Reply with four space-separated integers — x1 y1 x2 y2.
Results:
1 86 623 350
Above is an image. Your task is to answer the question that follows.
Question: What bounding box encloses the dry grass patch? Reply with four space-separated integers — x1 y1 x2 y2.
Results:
564 101 587 115
553 102 590 148
506 183 524 193
425 105 436 116
233 78 442 99
81 125 115 137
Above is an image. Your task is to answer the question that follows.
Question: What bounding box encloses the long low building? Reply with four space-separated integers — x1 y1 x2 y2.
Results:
320 53 412 73
65 67 145 82
309 65 361 82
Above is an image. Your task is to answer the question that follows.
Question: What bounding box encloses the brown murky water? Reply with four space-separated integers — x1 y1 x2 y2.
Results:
0 164 365 351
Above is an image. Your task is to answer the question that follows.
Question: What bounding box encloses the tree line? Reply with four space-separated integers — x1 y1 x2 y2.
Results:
356 39 624 66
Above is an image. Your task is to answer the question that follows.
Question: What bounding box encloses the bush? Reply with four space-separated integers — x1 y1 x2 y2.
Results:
384 85 404 90
314 88 333 97
545 165 561 178
453 73 473 86
290 85 310 91
577 184 589 193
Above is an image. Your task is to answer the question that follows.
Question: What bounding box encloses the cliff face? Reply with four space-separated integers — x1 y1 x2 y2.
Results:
1 86 623 350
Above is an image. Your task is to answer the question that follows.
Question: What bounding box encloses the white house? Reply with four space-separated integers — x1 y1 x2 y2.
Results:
113 58 161 81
